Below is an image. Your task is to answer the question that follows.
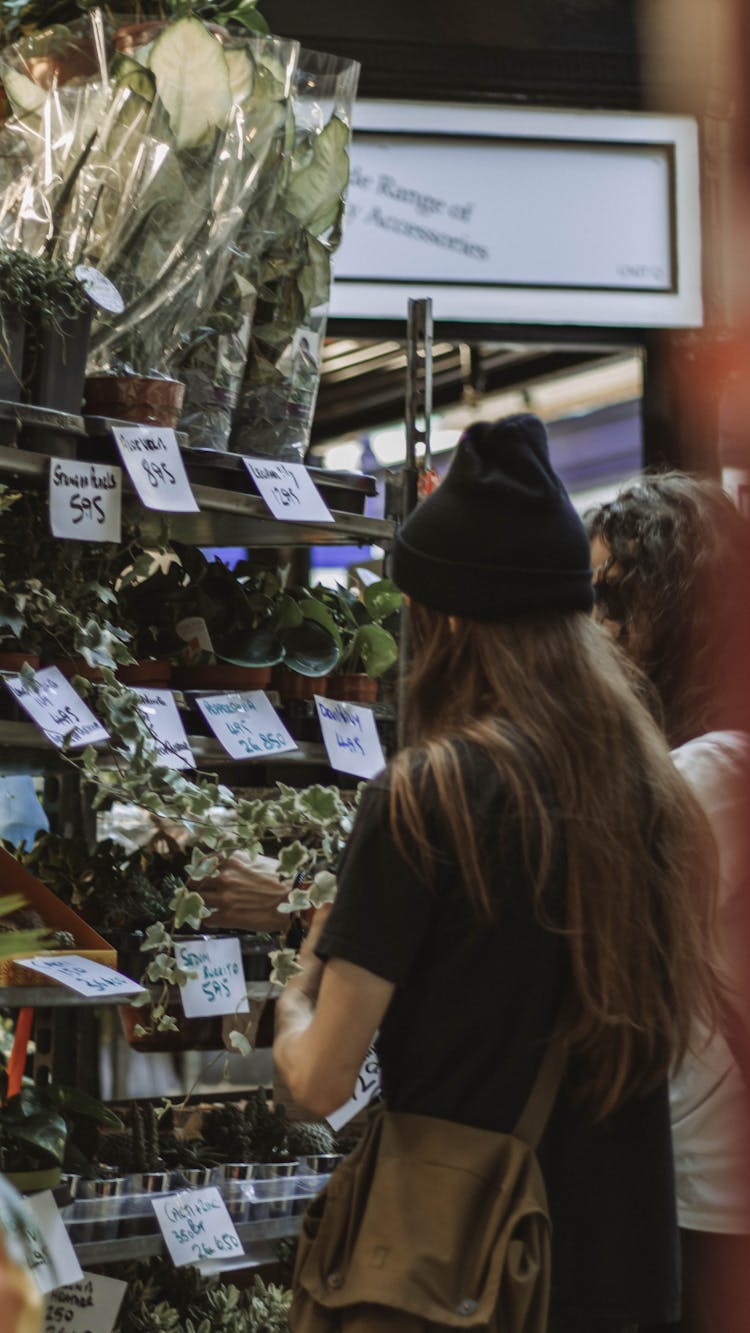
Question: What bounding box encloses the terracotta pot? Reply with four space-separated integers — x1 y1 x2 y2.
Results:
119 1002 223 1053
0 652 39 673
328 674 378 704
26 40 98 90
84 374 185 429
114 20 228 55
49 657 103 683
273 667 328 702
117 659 173 687
175 663 272 691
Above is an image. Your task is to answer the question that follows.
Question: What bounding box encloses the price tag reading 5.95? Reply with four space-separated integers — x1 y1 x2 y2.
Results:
49 458 122 543
112 426 199 514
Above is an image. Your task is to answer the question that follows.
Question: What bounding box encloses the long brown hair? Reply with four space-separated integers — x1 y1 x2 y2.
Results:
586 473 750 747
389 601 720 1120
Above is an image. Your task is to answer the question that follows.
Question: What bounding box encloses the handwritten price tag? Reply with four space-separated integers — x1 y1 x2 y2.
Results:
112 425 199 513
5 667 109 749
131 687 195 770
19 955 144 998
44 1273 127 1333
49 458 122 544
196 690 297 760
25 1192 83 1296
152 1187 243 1268
314 696 385 780
175 937 250 1018
243 458 334 523
327 1044 382 1131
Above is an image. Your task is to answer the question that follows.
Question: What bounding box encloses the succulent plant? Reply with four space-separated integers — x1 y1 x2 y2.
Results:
285 1118 337 1159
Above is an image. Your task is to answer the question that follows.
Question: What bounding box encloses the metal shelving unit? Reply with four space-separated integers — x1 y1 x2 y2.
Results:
0 444 395 549
72 1214 300 1268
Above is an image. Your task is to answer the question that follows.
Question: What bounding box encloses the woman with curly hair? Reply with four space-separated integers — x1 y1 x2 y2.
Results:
274 419 722 1332
588 474 750 1333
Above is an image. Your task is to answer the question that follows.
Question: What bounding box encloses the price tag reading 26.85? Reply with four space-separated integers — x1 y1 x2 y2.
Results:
112 426 199 513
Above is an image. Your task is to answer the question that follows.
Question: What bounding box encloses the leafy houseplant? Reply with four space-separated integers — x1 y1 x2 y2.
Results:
115 1260 291 1333
23 258 92 416
0 1075 123 1191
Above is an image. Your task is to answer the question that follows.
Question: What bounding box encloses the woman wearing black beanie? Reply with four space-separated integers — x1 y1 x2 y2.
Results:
274 415 720 1332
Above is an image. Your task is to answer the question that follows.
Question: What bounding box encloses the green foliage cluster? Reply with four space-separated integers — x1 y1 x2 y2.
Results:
0 1 267 46
15 833 184 949
0 1077 122 1176
115 1261 290 1333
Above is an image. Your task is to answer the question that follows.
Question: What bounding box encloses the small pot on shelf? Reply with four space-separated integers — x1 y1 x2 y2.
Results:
2 1165 61 1193
0 306 26 405
116 659 173 688
175 662 271 692
49 658 104 684
119 1001 223 1053
273 667 328 702
26 305 93 416
84 374 185 429
327 674 378 704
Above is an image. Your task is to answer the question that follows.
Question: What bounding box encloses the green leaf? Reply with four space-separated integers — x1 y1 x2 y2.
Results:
298 786 340 822
347 624 398 678
280 618 340 676
171 886 210 930
277 841 308 876
310 871 337 907
228 1029 252 1057
268 947 302 986
286 116 351 234
362 578 403 623
148 16 232 150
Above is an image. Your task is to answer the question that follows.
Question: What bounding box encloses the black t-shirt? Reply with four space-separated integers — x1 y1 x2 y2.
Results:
317 742 679 1326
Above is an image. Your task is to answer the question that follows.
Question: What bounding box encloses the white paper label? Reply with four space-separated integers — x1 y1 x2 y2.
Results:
314 696 386 780
151 1187 243 1268
244 458 334 523
49 458 122 544
175 616 214 664
112 425 199 514
327 1044 382 1132
18 955 144 998
175 937 250 1018
196 690 297 760
44 1273 127 1333
5 667 109 749
131 687 194 770
25 1192 84 1296
75 266 125 315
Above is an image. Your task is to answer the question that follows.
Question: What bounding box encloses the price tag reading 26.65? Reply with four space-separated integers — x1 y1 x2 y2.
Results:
151 1188 243 1268
112 426 199 514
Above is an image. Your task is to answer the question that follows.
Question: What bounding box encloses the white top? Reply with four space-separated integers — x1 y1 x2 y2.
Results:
670 730 750 1234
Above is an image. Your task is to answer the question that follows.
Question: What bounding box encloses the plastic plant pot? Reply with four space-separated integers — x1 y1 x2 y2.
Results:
116 660 173 687
27 306 93 415
175 662 272 691
246 1160 299 1221
302 1154 343 1174
0 306 26 405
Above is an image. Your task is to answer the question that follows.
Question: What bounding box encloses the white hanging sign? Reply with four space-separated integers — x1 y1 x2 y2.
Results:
327 1044 382 1131
48 458 122 544
196 690 297 760
4 667 109 749
314 695 385 780
25 1192 84 1296
18 955 144 998
131 687 195 770
44 1273 127 1333
75 265 125 315
112 425 199 513
174 937 250 1018
243 458 334 523
151 1188 244 1268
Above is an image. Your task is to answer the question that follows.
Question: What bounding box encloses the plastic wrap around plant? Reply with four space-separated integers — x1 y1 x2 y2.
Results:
0 14 299 394
228 48 360 462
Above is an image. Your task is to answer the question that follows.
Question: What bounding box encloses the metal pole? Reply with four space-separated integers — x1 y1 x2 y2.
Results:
397 299 434 747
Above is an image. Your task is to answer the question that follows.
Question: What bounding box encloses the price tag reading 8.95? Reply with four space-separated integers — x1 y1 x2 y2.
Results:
112 426 199 514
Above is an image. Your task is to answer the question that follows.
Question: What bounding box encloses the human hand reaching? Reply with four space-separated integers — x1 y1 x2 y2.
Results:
195 850 289 932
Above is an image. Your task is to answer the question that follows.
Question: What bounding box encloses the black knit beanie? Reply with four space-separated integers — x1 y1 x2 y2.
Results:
392 414 593 619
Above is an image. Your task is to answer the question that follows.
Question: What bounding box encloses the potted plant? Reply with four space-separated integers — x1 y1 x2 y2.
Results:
0 251 48 408
271 585 344 701
23 258 93 418
312 579 402 703
113 548 186 686
171 548 288 691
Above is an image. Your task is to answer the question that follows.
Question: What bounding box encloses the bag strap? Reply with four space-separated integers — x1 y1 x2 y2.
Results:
512 1012 569 1151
